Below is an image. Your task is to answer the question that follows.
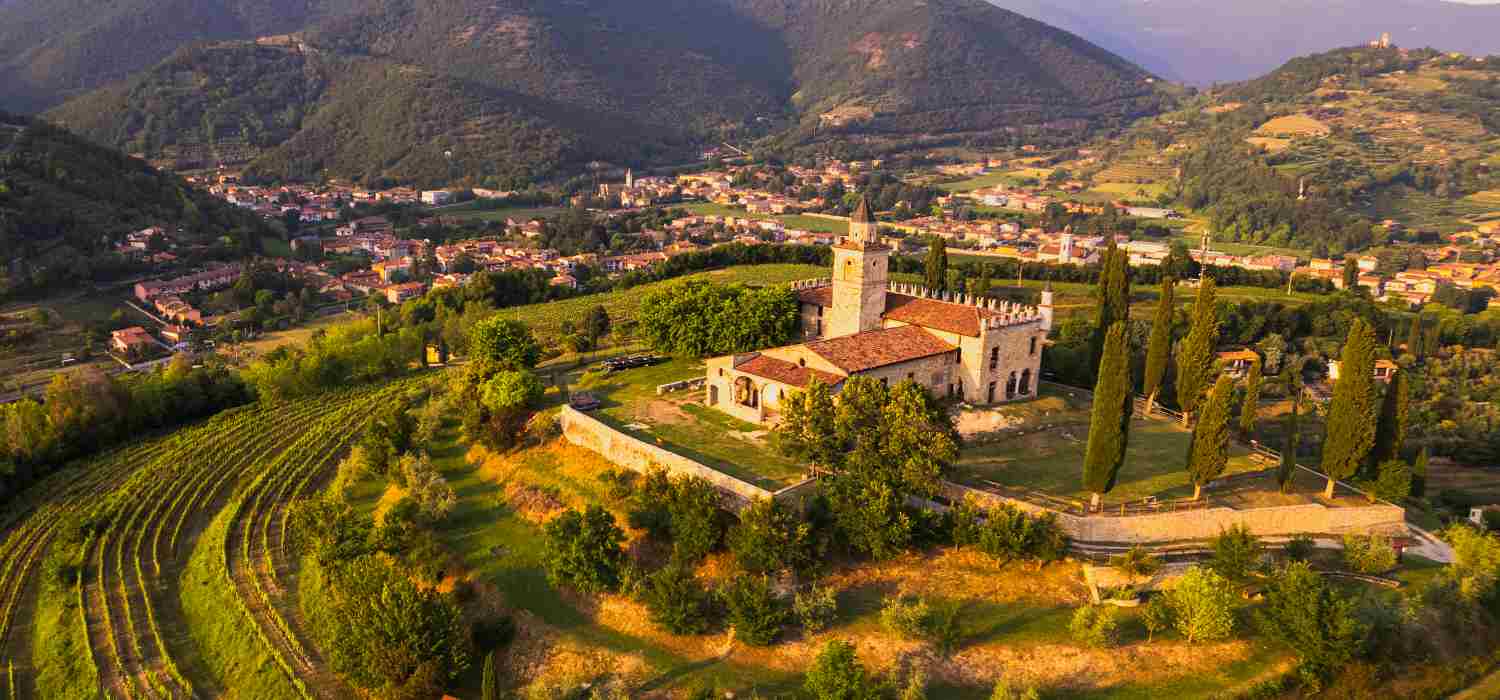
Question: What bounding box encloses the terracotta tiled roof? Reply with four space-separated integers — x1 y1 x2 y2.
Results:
882 293 1000 338
737 355 843 388
796 285 833 306
1216 349 1260 362
806 325 955 373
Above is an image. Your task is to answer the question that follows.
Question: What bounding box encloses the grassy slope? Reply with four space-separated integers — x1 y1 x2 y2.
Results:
29 578 100 700
503 263 825 339
177 505 302 700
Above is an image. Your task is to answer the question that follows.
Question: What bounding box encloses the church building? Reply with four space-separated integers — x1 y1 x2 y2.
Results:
705 196 1053 425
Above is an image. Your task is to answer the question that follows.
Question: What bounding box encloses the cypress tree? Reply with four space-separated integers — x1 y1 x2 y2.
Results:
1143 277 1176 414
1412 446 1429 498
481 650 498 700
1342 258 1359 291
1084 322 1133 510
1238 357 1262 437
1090 240 1129 376
1371 368 1409 467
1175 276 1220 425
1187 374 1236 500
1422 321 1441 358
1279 393 1300 494
1406 314 1423 359
925 237 948 293
1320 318 1379 499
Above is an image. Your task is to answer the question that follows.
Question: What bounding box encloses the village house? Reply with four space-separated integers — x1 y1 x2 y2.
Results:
1328 358 1400 383
384 282 426 304
1217 349 1260 377
704 197 1053 425
111 326 156 355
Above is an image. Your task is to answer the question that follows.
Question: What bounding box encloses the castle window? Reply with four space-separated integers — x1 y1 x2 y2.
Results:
907 372 915 380
953 349 962 364
799 358 806 367
989 347 999 370
1030 337 1038 355
880 378 889 389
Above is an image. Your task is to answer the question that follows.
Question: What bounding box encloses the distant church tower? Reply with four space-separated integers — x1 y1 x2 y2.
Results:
1058 228 1075 264
625 168 635 189
829 195 889 337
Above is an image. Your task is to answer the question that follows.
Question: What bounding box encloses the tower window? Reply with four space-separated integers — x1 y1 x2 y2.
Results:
989 347 999 370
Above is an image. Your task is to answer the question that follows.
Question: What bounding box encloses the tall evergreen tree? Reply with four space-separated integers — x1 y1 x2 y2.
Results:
1084 322 1133 510
1188 375 1236 500
1320 319 1379 499
1279 393 1300 494
1412 446 1429 498
1371 368 1409 468
925 237 949 293
1342 258 1359 291
481 650 498 700
1238 357 1262 437
1422 321 1441 358
1143 277 1176 414
1406 314 1424 360
1090 240 1129 377
1175 276 1220 425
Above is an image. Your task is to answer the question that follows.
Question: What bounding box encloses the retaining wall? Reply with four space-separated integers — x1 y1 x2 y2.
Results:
559 405 817 509
942 482 1407 544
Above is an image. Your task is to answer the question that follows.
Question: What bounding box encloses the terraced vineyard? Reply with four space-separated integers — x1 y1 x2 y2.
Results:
0 376 426 699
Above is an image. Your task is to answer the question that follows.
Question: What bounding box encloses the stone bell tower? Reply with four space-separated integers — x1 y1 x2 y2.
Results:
828 195 889 337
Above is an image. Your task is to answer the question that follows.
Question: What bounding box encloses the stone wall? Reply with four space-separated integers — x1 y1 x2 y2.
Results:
942 482 1406 543
560 405 820 509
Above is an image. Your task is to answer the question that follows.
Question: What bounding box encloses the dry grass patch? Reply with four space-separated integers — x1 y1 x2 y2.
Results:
1256 114 1331 137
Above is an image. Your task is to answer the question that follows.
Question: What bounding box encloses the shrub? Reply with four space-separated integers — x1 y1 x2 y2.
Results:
1069 605 1121 648
728 497 813 575
795 584 839 633
970 503 1069 566
989 678 1041 700
1210 523 1264 581
542 506 626 593
1167 566 1237 643
627 470 728 564
720 574 787 646
1254 562 1366 690
879 593 962 654
1363 459 1412 503
523 411 560 446
1443 524 1500 603
879 594 932 639
641 564 714 635
1142 595 1173 642
1111 545 1162 580
805 640 880 700
596 468 638 502
1283 534 1316 563
1341 534 1398 575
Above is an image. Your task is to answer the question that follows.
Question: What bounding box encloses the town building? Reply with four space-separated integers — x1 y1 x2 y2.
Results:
111 327 155 355
704 196 1052 425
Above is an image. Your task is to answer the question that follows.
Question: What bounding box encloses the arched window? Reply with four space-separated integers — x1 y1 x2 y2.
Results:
1006 372 1017 399
989 347 999 370
1020 368 1032 395
1030 336 1038 356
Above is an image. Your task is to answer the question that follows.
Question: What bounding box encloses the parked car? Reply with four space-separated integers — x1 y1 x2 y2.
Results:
569 391 601 411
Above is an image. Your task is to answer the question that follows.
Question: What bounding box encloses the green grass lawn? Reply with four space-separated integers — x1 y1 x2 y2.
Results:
953 386 1261 505
678 202 849 234
574 358 808 489
500 263 825 340
260 236 293 258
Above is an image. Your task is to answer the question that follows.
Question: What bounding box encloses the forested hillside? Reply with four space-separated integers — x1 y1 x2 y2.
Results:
0 111 269 298
1104 46 1500 253
0 0 323 113
37 0 1165 186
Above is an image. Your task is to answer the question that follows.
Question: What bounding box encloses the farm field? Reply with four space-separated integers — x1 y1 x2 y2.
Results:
0 376 428 700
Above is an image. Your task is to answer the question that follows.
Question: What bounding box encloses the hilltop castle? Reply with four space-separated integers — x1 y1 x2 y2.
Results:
705 196 1053 425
